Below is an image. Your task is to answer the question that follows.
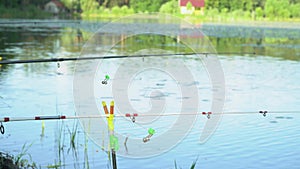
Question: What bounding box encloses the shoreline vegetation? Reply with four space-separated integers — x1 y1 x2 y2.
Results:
0 0 299 23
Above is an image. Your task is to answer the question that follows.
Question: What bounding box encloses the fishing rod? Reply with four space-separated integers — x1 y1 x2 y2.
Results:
1 110 298 123
0 52 256 65
0 110 297 135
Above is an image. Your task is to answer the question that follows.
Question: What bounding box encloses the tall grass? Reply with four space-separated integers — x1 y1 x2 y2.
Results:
67 120 80 168
67 120 79 158
14 142 38 168
53 120 65 168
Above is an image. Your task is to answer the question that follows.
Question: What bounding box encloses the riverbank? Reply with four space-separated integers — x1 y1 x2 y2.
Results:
1 5 299 24
81 13 300 30
81 10 300 28
0 152 17 169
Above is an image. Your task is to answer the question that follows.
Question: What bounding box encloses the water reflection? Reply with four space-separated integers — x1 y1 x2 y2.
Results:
0 20 299 69
0 25 92 77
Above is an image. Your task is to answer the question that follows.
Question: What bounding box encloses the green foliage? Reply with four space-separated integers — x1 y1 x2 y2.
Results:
244 0 253 11
219 0 231 11
221 8 229 14
121 5 129 14
80 0 99 13
231 9 244 19
0 0 299 20
205 8 219 19
186 2 193 11
174 158 198 169
0 0 48 8
203 0 300 20
61 0 81 12
121 5 134 15
0 4 51 19
205 0 219 10
130 0 167 13
159 0 179 14
229 0 243 11
14 142 37 168
111 6 120 15
61 0 73 9
278 8 291 18
110 5 134 16
265 0 291 19
255 7 264 18
290 4 300 17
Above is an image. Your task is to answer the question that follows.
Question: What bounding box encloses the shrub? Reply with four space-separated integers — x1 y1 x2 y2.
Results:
290 4 300 18
255 7 264 18
159 0 179 14
111 6 121 15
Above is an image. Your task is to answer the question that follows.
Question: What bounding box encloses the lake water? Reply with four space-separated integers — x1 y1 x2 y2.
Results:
0 17 300 169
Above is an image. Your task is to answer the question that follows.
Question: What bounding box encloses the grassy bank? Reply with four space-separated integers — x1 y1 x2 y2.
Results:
80 5 300 24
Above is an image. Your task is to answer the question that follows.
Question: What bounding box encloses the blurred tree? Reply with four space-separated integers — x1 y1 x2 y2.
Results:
230 0 243 11
97 0 130 8
289 0 300 3
159 0 178 14
290 3 300 17
244 0 253 11
186 1 193 11
0 0 49 9
219 0 230 11
252 0 266 9
205 0 219 10
265 0 291 18
255 7 264 18
130 0 167 12
265 0 276 18
80 0 98 12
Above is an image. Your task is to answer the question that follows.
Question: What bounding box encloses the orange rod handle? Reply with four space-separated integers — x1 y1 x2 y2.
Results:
102 101 109 115
110 101 114 115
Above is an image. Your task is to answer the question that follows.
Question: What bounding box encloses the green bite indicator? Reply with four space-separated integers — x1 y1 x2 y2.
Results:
143 128 155 143
102 75 110 85
148 128 155 135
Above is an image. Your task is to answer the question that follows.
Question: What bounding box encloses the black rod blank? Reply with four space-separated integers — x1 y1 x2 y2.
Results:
0 52 255 65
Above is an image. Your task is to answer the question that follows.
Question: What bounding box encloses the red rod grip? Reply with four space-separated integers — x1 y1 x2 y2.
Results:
110 101 114 115
102 101 109 115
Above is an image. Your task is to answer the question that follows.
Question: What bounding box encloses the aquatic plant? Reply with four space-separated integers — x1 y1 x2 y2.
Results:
46 160 63 169
67 120 80 169
174 158 198 169
14 143 38 169
83 121 90 169
56 120 66 167
67 120 79 159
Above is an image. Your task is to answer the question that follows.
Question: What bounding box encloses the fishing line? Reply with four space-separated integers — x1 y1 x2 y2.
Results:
0 52 256 65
